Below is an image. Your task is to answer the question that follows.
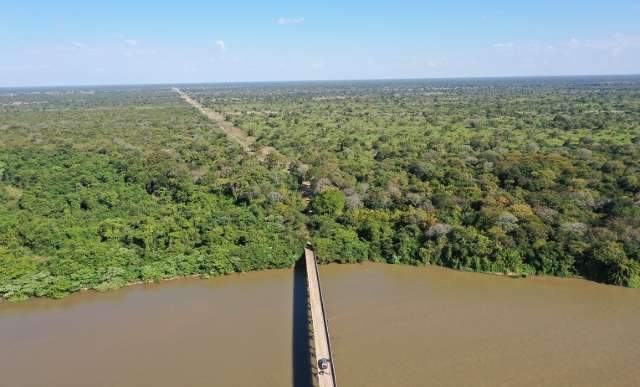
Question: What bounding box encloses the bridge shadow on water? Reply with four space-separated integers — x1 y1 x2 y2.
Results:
292 258 314 387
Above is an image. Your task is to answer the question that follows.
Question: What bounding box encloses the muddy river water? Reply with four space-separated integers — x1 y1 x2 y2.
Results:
1 263 639 387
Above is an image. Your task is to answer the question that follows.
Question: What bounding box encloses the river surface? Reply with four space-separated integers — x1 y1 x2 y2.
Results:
1 263 639 387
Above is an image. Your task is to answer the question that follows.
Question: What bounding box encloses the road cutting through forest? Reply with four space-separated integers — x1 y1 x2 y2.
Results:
175 87 334 385
173 87 279 160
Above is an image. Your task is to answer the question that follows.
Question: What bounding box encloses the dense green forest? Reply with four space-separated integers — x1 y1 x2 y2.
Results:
191 77 640 286
0 88 305 300
1 77 640 300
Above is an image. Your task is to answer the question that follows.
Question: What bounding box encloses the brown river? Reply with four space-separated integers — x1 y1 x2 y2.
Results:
1 262 639 387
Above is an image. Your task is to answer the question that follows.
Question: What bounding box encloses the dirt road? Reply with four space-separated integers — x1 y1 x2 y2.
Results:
173 87 255 154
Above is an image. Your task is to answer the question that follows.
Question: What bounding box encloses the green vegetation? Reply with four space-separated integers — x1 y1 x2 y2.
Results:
0 88 304 300
191 77 640 286
1 77 640 300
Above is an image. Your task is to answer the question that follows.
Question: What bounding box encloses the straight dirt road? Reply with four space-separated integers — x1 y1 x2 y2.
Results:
172 87 255 153
173 87 283 162
175 86 334 385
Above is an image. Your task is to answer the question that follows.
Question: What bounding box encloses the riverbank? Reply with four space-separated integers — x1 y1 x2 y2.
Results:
1 255 622 304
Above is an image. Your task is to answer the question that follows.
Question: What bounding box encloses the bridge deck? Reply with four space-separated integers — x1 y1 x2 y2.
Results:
304 248 337 387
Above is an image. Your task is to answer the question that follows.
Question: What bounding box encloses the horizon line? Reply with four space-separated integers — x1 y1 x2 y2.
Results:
2 72 640 90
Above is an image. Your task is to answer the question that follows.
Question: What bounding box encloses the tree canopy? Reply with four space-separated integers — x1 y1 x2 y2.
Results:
1 77 639 300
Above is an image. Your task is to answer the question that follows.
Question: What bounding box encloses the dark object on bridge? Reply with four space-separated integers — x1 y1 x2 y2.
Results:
318 358 331 375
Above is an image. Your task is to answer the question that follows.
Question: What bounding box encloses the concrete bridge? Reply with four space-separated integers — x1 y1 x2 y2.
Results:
304 247 338 387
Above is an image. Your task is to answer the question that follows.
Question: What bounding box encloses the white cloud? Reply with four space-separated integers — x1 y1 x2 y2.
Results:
493 42 514 48
72 41 87 48
491 34 640 56
564 34 640 57
216 40 226 51
274 17 304 25
123 48 158 57
125 39 138 47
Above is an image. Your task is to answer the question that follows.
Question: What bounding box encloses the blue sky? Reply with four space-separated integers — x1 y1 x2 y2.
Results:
1 0 640 86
